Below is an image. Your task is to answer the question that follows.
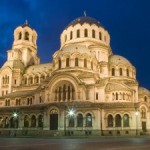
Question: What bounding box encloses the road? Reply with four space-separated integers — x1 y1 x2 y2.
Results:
0 136 150 150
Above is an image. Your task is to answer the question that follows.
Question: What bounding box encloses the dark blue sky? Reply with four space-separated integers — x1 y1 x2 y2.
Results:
0 0 150 90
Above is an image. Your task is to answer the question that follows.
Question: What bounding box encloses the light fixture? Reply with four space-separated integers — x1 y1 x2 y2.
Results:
135 111 138 116
13 112 18 118
68 109 74 116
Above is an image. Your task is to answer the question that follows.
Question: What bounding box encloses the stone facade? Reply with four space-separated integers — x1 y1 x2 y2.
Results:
0 16 149 136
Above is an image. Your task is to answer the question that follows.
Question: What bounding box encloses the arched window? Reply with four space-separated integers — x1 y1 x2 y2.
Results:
16 99 21 106
119 68 123 76
99 32 102 40
58 87 61 100
66 58 70 67
63 84 66 101
123 114 129 127
25 32 29 40
31 115 36 127
116 93 118 100
38 115 43 127
92 30 95 38
77 29 80 38
84 59 87 68
126 69 129 76
8 99 10 106
68 116 75 127
75 58 78 66
144 96 147 102
30 77 33 84
18 32 22 40
5 99 10 106
112 68 115 76
58 58 61 69
27 98 32 105
141 107 146 119
68 86 71 100
123 93 125 100
84 29 88 37
86 113 92 127
77 114 83 127
115 114 121 127
107 114 113 127
70 31 73 40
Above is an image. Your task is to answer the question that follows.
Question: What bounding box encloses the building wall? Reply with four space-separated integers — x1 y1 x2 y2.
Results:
0 17 149 136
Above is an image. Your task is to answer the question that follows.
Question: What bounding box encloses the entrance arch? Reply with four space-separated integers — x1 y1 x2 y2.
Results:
50 109 58 130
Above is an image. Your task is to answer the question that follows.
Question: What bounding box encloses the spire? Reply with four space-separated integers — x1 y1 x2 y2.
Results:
84 11 87 17
25 19 28 25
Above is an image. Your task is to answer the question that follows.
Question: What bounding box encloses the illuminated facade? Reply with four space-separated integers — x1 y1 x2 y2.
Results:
0 16 149 136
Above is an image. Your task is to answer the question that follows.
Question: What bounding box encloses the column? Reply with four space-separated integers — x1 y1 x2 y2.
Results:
43 112 49 130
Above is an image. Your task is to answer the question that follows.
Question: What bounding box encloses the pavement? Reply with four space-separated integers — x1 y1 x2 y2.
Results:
0 136 150 150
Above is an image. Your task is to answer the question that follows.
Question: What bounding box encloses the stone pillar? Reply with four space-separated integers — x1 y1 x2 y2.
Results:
18 116 24 129
36 117 38 128
66 91 68 101
74 117 77 127
43 112 49 130
70 90 72 101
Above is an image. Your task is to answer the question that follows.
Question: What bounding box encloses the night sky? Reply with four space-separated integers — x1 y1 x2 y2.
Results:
0 0 150 90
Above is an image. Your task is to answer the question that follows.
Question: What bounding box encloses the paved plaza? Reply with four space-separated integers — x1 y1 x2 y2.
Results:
0 136 150 150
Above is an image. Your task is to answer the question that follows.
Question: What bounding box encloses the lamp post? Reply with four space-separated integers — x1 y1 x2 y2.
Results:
135 111 139 136
13 112 18 128
12 112 18 137
64 107 75 136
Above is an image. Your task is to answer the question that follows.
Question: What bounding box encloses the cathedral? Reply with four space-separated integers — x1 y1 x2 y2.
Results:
0 16 149 136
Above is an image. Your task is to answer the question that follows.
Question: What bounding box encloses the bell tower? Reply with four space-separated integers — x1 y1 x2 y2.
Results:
10 20 40 66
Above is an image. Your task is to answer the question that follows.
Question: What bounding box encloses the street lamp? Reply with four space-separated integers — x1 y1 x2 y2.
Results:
135 111 139 136
11 112 18 137
68 109 75 116
64 107 75 136
13 112 18 118
13 112 18 128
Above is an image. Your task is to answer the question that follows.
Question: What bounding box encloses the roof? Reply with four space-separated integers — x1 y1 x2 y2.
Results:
58 44 95 58
25 63 52 74
139 87 150 95
2 60 24 70
105 82 131 92
21 20 33 30
66 16 103 29
109 55 132 66
0 89 36 99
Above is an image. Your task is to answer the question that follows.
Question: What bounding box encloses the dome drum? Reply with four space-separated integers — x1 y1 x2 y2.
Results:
53 45 98 72
60 17 110 48
109 55 136 79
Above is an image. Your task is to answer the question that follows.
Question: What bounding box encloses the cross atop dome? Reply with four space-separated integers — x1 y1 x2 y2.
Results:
25 19 28 25
84 11 87 17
